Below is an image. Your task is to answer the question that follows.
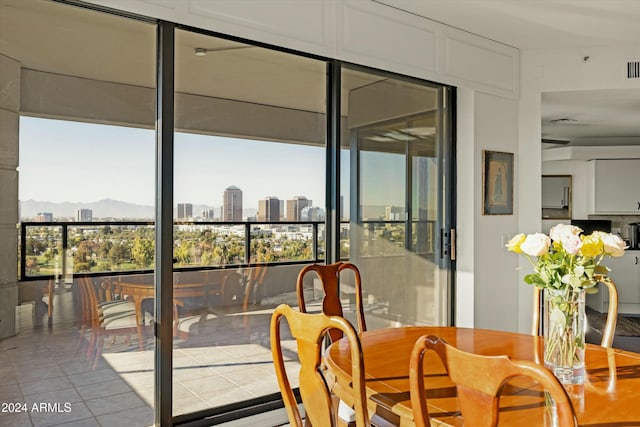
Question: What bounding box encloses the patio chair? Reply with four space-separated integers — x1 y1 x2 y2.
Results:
242 264 268 311
409 334 578 427
532 274 618 347
76 277 150 367
270 304 370 427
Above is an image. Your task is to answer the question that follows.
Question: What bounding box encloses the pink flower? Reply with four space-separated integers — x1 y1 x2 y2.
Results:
561 234 582 255
549 223 582 243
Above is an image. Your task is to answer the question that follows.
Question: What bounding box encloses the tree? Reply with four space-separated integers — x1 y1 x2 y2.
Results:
201 250 214 266
108 243 129 267
132 237 154 269
25 256 39 274
25 237 45 256
43 247 57 265
174 242 192 266
98 240 113 260
75 241 95 264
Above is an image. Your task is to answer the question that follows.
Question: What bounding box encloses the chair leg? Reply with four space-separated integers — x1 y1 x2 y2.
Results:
86 328 97 361
137 324 144 351
93 333 105 370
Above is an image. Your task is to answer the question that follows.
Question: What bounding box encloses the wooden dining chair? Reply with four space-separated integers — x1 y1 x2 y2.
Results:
409 335 578 427
270 304 371 427
296 262 367 343
532 274 618 347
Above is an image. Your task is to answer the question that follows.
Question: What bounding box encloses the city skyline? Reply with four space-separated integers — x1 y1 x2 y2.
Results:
19 117 327 211
20 196 315 221
19 116 409 220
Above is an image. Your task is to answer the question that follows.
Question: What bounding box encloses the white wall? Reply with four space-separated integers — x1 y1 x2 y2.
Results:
518 44 640 332
473 93 520 331
455 88 475 328
86 0 519 99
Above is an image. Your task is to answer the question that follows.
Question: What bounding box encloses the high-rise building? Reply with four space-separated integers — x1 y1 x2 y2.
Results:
223 186 243 221
177 203 193 220
286 196 311 221
36 212 53 222
201 209 215 220
301 206 325 221
76 208 92 222
385 205 404 220
258 196 280 222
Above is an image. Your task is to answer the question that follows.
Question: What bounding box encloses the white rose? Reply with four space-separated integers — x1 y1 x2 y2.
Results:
520 233 551 257
599 232 627 257
549 223 582 242
561 234 582 255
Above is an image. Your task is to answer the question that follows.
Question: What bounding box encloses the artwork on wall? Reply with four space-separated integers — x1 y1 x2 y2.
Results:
482 150 513 215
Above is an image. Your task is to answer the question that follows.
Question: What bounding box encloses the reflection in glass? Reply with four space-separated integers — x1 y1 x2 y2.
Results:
542 175 572 219
172 29 326 416
341 67 451 328
8 1 157 425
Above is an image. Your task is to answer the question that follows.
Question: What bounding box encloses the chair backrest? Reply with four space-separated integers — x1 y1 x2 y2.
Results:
270 304 370 427
532 274 618 347
76 277 101 328
410 335 578 427
296 262 366 342
242 264 268 310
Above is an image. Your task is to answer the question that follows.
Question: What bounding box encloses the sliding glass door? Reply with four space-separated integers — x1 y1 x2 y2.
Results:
5 2 454 424
172 28 326 419
340 67 454 328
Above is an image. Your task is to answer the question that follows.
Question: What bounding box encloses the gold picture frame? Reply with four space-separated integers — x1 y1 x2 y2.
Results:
482 150 514 215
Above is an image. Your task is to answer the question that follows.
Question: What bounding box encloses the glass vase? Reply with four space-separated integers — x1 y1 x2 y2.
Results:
543 288 586 385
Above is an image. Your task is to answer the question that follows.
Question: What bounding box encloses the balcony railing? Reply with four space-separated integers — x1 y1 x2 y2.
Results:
19 220 325 281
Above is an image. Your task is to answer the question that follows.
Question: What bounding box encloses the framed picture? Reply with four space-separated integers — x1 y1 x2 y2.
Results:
482 150 513 215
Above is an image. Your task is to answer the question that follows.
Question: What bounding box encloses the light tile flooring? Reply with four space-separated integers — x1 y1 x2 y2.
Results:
0 288 302 427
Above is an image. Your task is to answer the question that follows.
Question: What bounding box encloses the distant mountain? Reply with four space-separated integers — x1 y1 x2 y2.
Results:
20 199 257 221
20 198 155 220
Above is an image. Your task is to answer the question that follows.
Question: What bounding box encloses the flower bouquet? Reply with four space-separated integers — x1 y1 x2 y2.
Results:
506 223 626 384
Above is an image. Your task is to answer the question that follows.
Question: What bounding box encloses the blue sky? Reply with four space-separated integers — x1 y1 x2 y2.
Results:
19 117 327 210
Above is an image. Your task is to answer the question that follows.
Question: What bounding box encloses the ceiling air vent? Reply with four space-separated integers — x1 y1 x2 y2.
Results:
628 61 640 79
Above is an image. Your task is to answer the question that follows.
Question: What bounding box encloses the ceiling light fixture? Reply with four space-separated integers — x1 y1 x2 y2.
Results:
548 118 578 124
193 46 253 56
542 138 571 145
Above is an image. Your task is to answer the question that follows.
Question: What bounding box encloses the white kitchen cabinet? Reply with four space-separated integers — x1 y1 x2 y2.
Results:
587 252 640 314
587 159 640 214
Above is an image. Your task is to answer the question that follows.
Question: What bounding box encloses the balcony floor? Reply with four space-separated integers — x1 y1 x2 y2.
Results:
0 286 301 427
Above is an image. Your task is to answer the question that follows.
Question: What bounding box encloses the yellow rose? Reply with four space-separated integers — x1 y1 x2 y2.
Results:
593 231 627 257
580 234 603 257
506 233 526 253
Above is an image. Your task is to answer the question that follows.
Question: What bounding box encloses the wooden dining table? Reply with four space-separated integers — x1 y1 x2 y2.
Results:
109 282 209 325
324 326 640 426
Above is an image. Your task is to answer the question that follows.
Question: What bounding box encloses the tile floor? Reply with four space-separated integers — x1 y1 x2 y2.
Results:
0 288 302 427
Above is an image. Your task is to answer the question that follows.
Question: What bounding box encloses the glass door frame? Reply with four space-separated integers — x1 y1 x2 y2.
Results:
154 26 457 425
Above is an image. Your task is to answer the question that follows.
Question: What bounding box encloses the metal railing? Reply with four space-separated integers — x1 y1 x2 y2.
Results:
19 220 325 281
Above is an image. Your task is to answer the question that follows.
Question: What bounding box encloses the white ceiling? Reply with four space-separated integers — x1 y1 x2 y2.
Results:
542 89 640 146
380 0 640 147
2 0 640 145
376 0 640 50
